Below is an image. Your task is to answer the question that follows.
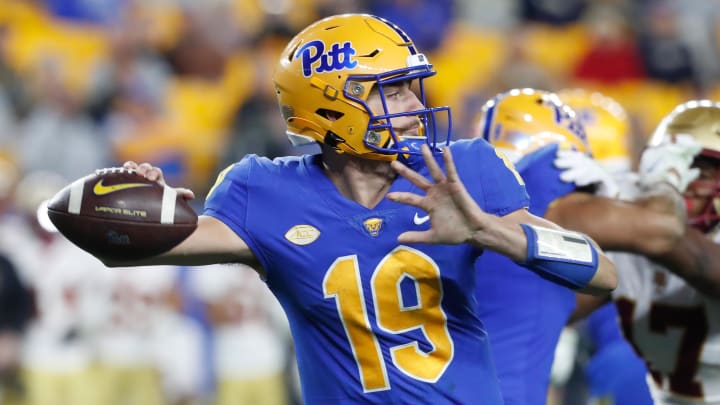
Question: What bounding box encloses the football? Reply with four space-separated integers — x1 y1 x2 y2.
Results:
47 168 198 261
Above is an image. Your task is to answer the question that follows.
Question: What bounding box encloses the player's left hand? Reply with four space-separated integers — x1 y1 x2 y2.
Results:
554 149 620 198
638 134 702 193
387 144 492 245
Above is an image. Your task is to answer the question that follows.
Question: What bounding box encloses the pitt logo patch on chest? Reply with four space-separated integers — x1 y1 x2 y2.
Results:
296 40 357 78
285 225 320 246
363 218 383 237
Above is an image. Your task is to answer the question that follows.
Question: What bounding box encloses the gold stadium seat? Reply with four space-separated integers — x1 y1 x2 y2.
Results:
141 56 255 190
0 0 46 28
425 22 507 126
569 80 692 139
112 117 223 194
127 2 184 52
627 81 692 138
5 18 108 97
164 64 251 135
522 23 592 78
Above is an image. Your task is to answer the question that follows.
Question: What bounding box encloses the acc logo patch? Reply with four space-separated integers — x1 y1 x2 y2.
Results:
296 40 357 77
285 225 321 246
363 218 383 237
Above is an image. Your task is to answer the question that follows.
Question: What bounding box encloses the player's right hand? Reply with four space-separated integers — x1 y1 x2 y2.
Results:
122 161 195 200
638 134 702 193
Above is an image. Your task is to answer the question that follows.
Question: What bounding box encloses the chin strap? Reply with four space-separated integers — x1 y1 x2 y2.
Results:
395 137 442 167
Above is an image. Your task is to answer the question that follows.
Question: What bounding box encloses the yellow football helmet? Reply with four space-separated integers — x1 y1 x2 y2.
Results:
474 88 589 161
649 100 720 231
273 14 451 161
558 89 631 173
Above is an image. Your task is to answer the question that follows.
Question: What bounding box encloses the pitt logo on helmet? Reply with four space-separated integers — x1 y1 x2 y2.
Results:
296 40 357 78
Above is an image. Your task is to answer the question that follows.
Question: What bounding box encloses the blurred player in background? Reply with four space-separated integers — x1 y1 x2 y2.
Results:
189 264 293 405
0 253 31 405
556 88 653 405
472 88 694 405
559 88 634 175
94 265 204 405
0 156 32 405
101 14 617 404
572 100 720 404
0 170 108 405
1 172 204 405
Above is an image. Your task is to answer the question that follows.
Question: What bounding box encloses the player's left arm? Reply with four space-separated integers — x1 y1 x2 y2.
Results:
501 208 617 296
652 226 720 299
388 145 617 295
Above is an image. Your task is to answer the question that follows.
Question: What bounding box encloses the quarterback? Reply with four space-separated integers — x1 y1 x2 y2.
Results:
99 14 616 404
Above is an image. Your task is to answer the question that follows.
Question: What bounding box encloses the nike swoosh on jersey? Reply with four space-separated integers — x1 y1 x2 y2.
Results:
93 180 153 196
413 212 430 225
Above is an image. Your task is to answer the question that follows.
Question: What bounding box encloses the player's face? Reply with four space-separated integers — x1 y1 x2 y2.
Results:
685 156 720 218
366 80 424 138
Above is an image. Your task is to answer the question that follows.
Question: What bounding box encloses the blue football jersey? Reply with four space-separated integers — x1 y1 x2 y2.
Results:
583 302 653 405
204 138 529 404
475 144 578 405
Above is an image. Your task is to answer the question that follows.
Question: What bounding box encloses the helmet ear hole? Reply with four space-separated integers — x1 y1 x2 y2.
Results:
317 109 344 121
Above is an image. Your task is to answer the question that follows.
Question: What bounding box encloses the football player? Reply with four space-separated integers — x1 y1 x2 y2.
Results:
558 88 653 405
188 264 293 405
95 14 617 404
472 88 696 405
572 100 720 404
2 171 108 405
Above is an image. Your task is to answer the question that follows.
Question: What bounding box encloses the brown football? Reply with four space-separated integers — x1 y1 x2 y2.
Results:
47 168 198 261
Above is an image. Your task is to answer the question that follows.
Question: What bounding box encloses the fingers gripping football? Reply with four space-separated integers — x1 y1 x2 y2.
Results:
123 161 195 200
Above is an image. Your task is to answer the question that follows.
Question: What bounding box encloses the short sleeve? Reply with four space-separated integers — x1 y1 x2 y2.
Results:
202 157 261 259
451 138 530 216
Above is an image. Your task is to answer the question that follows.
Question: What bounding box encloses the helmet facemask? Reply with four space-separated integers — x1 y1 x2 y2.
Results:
344 62 450 159
685 153 720 232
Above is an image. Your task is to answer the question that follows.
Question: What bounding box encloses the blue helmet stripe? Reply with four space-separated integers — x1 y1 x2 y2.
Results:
371 15 417 55
482 103 497 141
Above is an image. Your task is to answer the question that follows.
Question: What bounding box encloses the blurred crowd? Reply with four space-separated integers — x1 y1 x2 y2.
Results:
0 0 718 404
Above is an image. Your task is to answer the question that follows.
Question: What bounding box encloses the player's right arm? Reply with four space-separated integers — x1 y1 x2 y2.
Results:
652 226 720 299
101 162 263 275
543 186 686 257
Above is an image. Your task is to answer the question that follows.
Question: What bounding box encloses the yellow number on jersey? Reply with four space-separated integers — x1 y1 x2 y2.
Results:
323 246 454 392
